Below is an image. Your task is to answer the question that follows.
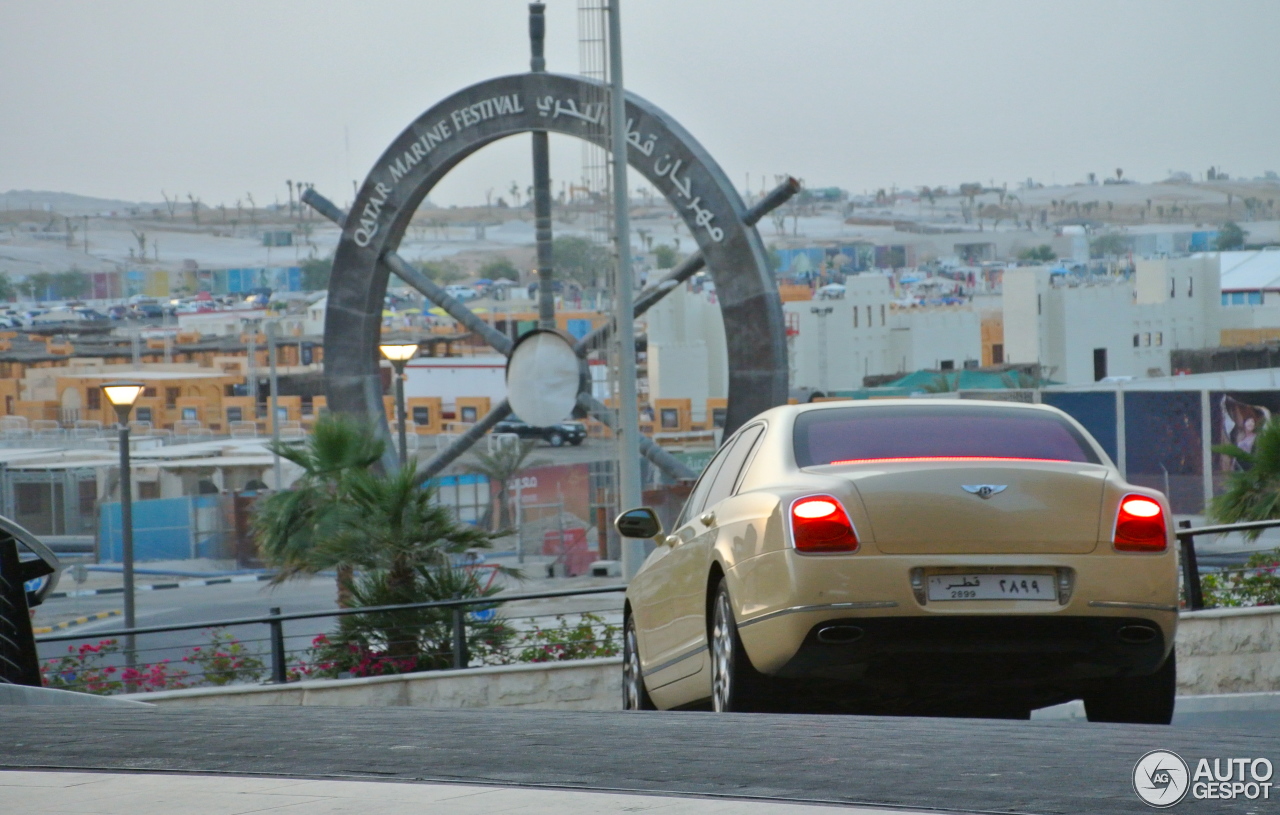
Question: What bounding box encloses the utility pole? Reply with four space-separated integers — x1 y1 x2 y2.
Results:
608 0 644 578
811 306 833 392
267 321 282 488
529 3 556 329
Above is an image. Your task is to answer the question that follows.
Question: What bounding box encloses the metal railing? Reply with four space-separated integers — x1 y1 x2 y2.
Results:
36 584 626 694
1177 518 1280 611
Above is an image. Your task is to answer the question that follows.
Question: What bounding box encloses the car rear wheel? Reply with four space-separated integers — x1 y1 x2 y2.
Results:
1083 653 1176 725
623 616 655 710
548 432 565 447
711 583 767 712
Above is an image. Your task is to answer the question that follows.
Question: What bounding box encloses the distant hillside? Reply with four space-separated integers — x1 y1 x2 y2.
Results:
0 190 157 215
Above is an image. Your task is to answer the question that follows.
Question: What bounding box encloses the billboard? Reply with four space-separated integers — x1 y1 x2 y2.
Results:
1123 391 1203 514
1208 391 1280 497
1041 391 1118 462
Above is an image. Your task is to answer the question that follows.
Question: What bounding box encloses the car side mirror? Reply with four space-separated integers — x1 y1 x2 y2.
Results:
615 507 663 539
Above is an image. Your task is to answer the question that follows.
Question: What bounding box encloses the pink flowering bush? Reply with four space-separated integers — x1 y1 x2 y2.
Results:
514 613 620 663
41 639 124 694
181 629 265 686
119 660 190 692
41 628 265 695
1199 551 1280 608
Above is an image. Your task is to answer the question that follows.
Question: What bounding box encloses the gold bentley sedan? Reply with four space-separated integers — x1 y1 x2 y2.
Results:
615 400 1178 722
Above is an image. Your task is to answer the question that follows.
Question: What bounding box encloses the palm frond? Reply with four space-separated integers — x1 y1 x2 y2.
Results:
1209 418 1280 538
460 440 547 482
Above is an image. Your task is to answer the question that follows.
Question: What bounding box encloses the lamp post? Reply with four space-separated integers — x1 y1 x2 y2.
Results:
102 380 145 674
379 343 419 467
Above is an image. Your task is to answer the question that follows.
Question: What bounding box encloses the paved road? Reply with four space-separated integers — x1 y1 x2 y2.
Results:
1 706 1276 814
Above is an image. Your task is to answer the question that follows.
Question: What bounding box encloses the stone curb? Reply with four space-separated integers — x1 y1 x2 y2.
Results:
49 573 272 599
32 609 121 635
120 656 625 704
1181 604 1280 620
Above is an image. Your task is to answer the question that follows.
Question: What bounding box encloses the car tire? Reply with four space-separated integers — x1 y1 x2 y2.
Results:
547 432 565 447
623 616 656 711
1083 653 1176 725
710 582 768 712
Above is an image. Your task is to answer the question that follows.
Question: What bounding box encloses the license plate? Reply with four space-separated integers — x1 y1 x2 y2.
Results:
927 573 1055 601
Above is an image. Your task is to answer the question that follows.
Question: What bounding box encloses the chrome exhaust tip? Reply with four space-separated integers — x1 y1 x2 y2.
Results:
1116 624 1158 644
816 625 865 644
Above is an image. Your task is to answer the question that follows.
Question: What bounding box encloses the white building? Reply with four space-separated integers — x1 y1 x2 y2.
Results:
786 273 894 392
403 356 508 410
1003 256 1221 384
1212 250 1280 338
646 284 728 405
646 272 982 399
889 307 982 375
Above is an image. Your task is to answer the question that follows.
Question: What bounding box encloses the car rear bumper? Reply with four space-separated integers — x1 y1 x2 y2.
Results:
772 614 1168 684
730 548 1178 676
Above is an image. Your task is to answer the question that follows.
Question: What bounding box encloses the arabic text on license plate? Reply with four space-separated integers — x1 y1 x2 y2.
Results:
927 574 1055 601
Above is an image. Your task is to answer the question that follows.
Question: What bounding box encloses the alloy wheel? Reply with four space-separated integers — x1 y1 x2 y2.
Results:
623 622 643 710
711 592 734 712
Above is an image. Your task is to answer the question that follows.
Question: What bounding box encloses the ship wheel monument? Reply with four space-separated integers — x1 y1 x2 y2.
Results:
302 3 795 572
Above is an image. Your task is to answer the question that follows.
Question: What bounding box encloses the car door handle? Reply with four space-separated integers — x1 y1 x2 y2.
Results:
700 511 716 528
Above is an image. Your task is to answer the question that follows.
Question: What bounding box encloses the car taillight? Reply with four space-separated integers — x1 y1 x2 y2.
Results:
791 496 859 553
1114 496 1167 552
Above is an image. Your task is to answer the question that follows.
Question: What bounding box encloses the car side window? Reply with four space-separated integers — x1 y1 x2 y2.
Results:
701 424 766 510
675 444 734 528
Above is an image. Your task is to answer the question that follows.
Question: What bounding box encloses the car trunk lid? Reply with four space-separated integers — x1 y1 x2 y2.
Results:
818 460 1108 554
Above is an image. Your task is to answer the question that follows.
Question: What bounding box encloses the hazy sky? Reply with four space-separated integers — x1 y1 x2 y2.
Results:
4 0 1279 209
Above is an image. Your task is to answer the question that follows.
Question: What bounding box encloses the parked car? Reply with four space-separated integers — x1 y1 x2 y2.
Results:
444 284 479 302
31 308 108 324
492 417 586 447
615 400 1177 723
130 303 167 320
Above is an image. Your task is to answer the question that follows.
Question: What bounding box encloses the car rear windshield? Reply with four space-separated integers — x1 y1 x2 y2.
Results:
793 404 1101 467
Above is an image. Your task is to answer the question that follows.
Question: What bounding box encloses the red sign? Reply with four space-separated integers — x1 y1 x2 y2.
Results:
542 527 593 576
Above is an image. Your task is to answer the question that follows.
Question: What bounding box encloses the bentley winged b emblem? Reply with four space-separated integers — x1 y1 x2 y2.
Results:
962 485 1007 500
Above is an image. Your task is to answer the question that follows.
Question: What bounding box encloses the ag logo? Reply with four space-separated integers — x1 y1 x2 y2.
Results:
1133 750 1190 808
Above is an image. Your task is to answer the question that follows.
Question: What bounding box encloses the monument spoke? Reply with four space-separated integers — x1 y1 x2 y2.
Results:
575 176 800 355
577 393 694 480
301 189 514 355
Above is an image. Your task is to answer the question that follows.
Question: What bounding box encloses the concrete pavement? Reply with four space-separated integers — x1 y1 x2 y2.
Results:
4 706 1280 813
2 771 937 815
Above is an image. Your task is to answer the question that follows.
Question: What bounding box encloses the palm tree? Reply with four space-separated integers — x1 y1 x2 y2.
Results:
324 464 505 661
1209 418 1280 539
461 440 547 531
252 414 385 605
1001 370 1045 389
255 415 515 668
329 464 494 591
921 374 959 393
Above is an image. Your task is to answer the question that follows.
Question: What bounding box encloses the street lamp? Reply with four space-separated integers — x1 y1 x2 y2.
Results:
102 380 144 674
379 343 419 466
